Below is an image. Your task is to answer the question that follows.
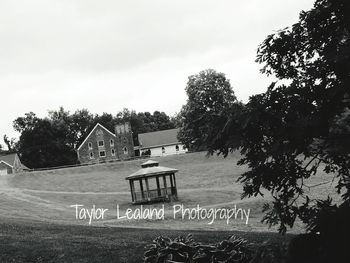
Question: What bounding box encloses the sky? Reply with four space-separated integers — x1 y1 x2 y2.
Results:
0 0 315 145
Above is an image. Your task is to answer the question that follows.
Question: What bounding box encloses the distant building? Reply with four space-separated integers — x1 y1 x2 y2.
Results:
138 128 187 157
0 153 28 175
77 123 134 164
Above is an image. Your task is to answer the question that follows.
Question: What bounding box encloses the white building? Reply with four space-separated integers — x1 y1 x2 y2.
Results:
138 128 187 157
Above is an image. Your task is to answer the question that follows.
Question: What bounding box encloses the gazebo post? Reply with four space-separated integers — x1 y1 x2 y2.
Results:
129 180 135 203
169 174 174 195
172 173 178 198
163 175 168 196
139 179 145 200
156 176 161 197
145 177 150 201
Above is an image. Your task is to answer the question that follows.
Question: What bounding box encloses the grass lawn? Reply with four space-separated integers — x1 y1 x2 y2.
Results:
0 151 337 261
0 219 293 263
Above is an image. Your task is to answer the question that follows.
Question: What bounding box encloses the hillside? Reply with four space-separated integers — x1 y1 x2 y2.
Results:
1 151 336 233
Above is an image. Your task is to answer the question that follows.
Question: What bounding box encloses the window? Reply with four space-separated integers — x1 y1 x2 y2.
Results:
98 140 104 147
175 145 179 151
110 139 114 146
88 142 92 150
182 145 186 150
99 151 106 157
123 146 128 155
162 147 165 154
89 152 94 159
111 148 115 156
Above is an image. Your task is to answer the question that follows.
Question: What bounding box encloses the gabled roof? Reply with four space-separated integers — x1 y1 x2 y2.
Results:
0 153 17 168
0 153 29 170
126 165 178 180
138 128 180 149
77 123 116 151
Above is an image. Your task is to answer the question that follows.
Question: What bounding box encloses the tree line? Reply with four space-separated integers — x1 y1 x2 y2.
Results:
1 108 177 169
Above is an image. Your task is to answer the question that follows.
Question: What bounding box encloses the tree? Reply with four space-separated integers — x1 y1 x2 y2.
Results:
13 112 39 133
14 107 80 168
92 113 116 133
16 118 77 168
70 109 94 146
206 0 349 259
3 135 17 153
178 69 239 151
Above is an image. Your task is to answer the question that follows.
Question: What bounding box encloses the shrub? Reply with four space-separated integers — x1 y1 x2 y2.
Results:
143 234 252 263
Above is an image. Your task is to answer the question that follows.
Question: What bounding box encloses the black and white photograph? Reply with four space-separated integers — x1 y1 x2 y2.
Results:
0 0 349 262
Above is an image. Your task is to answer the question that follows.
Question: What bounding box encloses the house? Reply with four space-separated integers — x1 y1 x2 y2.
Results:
0 153 28 175
77 122 134 164
138 128 187 157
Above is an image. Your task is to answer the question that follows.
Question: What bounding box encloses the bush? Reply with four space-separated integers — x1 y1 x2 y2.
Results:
143 234 253 263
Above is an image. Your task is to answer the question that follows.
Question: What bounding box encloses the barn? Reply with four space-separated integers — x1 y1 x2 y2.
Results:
0 153 28 175
77 123 135 164
138 128 187 157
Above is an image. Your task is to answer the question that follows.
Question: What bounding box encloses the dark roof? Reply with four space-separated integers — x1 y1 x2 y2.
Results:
126 160 178 180
138 128 180 149
0 153 17 167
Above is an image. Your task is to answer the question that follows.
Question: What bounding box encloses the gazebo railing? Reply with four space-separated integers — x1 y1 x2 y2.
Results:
134 187 176 202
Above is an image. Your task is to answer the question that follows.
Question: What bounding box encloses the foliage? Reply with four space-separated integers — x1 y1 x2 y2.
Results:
250 240 287 263
203 0 350 235
178 69 240 151
143 234 252 263
1 135 17 154
16 118 78 168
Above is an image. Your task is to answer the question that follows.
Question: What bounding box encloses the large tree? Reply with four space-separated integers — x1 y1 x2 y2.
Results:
206 0 349 260
178 69 240 151
16 118 77 168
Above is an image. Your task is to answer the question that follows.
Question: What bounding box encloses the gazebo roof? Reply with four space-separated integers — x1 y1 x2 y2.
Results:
141 160 159 168
126 160 178 180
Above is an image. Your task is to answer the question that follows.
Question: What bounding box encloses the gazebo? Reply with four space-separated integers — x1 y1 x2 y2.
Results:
125 160 179 204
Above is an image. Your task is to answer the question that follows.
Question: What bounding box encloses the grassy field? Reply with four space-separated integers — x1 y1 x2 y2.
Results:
0 219 293 263
0 151 337 262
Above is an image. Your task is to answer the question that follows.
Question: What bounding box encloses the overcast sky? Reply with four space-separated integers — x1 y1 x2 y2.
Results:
0 0 315 145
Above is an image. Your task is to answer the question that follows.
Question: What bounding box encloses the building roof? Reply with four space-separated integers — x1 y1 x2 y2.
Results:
77 123 116 151
126 160 178 180
0 153 29 170
0 153 17 167
138 128 180 149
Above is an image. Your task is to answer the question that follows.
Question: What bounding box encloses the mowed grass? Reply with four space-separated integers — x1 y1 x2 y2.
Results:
0 219 293 263
0 151 339 262
4 152 273 231
3 151 337 231
9 151 245 192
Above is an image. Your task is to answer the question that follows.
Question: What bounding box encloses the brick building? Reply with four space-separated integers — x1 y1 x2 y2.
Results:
77 123 134 164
